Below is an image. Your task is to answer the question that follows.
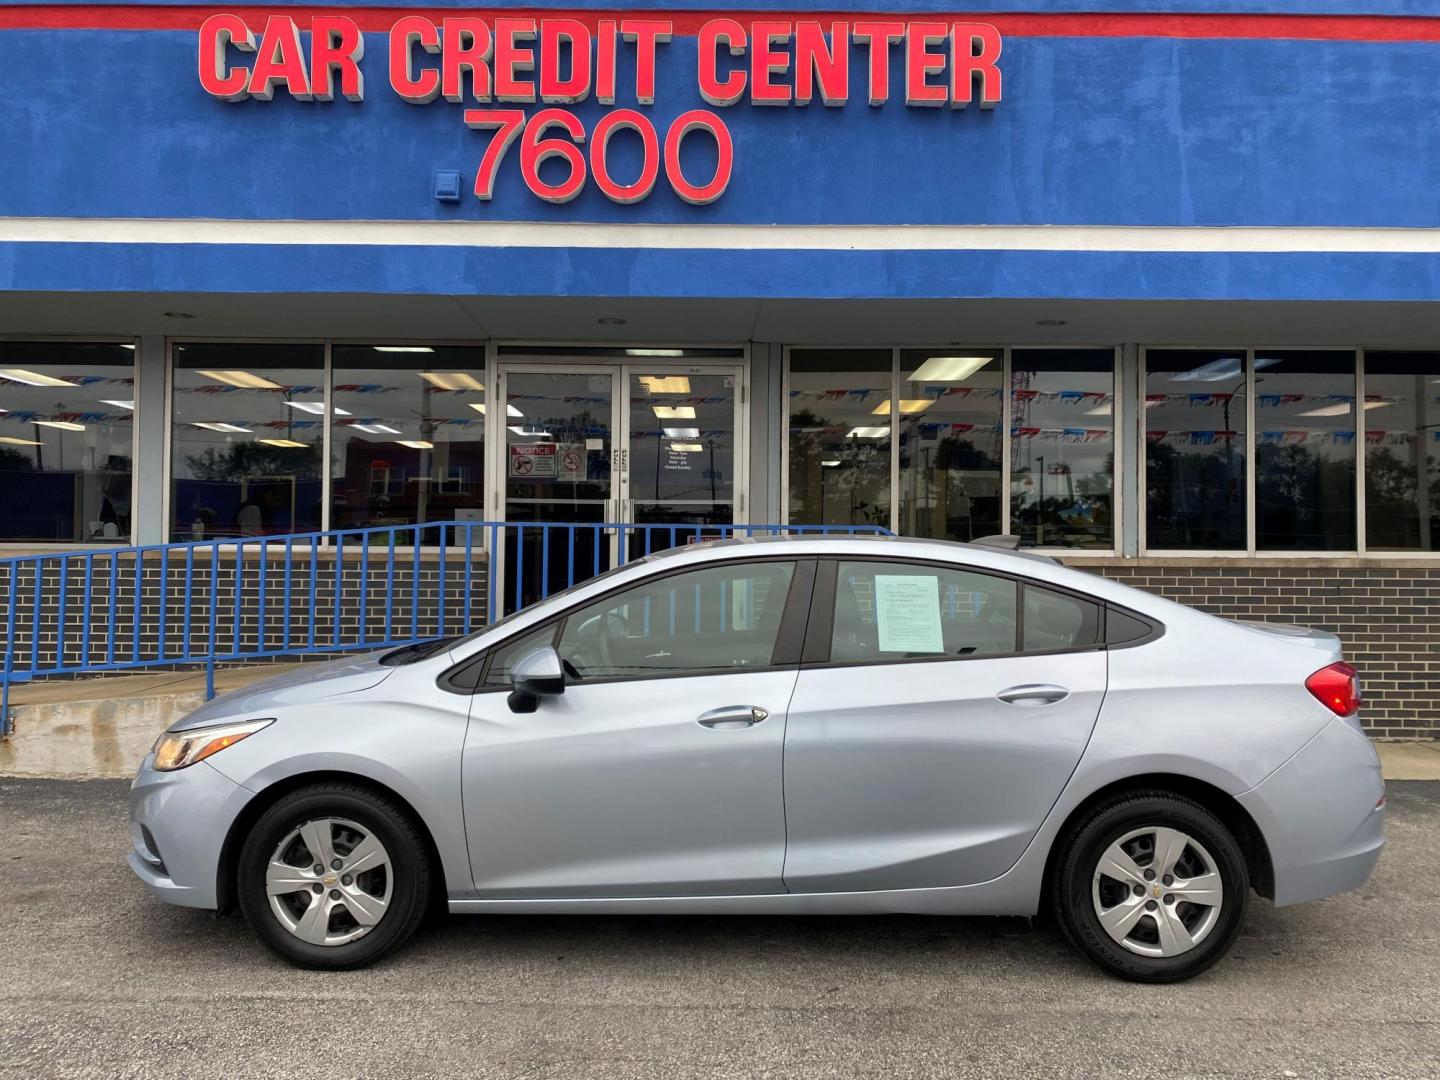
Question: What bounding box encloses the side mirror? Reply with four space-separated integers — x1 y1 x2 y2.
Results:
507 645 566 713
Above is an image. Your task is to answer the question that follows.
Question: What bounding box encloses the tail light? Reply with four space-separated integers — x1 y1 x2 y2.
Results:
1306 661 1361 717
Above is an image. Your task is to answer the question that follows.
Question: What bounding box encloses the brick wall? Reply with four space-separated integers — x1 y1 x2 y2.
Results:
1071 559 1440 741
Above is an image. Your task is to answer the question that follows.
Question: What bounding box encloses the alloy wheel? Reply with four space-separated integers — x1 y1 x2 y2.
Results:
1091 825 1224 958
265 816 393 947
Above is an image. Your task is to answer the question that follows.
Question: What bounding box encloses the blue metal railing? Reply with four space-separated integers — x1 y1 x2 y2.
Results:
0 519 891 728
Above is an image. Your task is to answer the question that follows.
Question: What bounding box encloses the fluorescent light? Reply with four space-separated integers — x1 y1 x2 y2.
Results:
1168 358 1243 383
349 423 401 435
0 368 79 387
119 344 136 350
396 440 434 450
191 422 252 433
470 403 523 417
100 399 135 411
508 426 553 438
627 348 686 357
257 438 307 448
662 426 700 438
1085 403 1112 416
653 405 696 419
638 376 691 394
1363 399 1392 410
373 346 435 353
420 372 483 391
1297 403 1352 418
907 356 994 383
0 436 43 446
821 459 842 467
195 370 283 390
669 442 704 452
33 420 86 431
285 401 350 416
871 399 933 416
847 426 890 439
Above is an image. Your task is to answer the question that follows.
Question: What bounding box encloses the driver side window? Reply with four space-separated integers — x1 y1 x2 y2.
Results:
555 560 798 681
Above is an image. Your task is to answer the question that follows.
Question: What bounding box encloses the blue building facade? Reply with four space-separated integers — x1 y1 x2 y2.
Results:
1 1 1438 733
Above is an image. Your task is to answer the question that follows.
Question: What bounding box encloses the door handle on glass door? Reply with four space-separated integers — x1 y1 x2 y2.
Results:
697 706 769 730
996 684 1070 707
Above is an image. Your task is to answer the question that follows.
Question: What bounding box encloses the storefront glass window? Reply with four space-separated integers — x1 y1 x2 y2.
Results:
1363 351 1440 551
787 349 892 530
898 349 1003 542
170 343 325 540
0 341 136 543
1144 350 1248 550
1255 350 1357 551
1009 349 1115 549
330 345 486 530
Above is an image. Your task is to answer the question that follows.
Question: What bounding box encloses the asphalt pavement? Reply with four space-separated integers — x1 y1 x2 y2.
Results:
1 777 1436 1080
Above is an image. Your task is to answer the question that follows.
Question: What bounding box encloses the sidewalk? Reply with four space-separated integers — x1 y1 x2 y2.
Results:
3 664 1438 780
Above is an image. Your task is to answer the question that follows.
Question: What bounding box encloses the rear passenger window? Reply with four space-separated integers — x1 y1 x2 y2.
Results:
1022 586 1102 651
830 561 1018 662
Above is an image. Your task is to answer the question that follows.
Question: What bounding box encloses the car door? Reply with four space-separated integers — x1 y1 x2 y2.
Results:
461 556 813 899
781 557 1107 894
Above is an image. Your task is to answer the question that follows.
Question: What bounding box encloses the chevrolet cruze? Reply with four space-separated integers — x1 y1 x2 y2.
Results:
129 535 1384 981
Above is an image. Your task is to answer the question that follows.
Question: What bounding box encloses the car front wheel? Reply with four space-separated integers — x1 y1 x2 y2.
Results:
237 783 432 969
1052 791 1249 983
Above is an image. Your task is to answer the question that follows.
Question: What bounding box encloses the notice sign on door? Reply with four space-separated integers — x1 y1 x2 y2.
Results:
509 443 557 478
874 575 945 654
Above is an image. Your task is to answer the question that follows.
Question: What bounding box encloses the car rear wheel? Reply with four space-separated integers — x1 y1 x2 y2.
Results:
237 783 431 969
1051 792 1249 983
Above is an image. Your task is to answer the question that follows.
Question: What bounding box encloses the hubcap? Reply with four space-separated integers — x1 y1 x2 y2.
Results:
1091 826 1224 958
265 817 392 947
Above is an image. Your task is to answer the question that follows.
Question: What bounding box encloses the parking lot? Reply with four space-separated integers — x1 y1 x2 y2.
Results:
1 777 1436 1079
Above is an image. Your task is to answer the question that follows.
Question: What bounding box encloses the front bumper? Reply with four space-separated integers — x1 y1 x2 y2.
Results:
1238 717 1385 907
128 754 249 910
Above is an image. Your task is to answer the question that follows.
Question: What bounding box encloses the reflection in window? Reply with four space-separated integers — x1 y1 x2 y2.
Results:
170 343 324 541
1255 350 1356 551
628 370 735 542
1363 351 1439 551
788 349 891 530
0 342 135 542
1009 349 1115 549
330 345 486 530
898 350 1003 542
830 560 1017 662
1144 350 1248 550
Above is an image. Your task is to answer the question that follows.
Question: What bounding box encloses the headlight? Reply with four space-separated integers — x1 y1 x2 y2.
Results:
152 719 274 771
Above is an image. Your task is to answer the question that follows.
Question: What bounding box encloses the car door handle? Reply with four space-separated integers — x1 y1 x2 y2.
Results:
996 684 1070 707
697 706 769 730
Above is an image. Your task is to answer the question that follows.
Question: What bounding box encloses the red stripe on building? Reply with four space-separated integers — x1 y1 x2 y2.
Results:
2 6 1440 42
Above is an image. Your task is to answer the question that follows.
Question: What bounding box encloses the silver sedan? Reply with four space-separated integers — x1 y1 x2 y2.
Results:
128 535 1384 981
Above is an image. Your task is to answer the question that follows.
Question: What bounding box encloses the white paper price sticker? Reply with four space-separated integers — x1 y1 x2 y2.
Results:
874 574 944 653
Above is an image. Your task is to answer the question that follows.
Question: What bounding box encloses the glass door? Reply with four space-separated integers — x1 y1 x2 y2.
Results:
498 366 621 610
622 367 743 560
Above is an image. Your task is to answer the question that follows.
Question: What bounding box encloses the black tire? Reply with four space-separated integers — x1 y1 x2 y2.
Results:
1050 791 1249 983
237 782 432 969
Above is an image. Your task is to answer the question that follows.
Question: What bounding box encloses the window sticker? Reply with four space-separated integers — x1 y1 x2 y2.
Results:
874 575 944 653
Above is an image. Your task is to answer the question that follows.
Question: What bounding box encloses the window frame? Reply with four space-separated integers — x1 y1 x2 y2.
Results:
782 344 1123 555
443 555 818 694
800 555 1156 672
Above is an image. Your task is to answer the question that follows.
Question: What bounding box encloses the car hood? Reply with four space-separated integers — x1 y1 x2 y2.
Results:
168 652 396 731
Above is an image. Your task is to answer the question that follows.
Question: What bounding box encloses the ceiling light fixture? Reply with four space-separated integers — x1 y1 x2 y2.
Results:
626 348 684 357
508 426 553 438
191 421 252 433
1085 403 1112 416
349 423 402 435
257 438 307 448
470 403 523 417
846 426 891 439
100 399 135 411
396 440 435 450
653 405 697 419
662 426 700 438
0 436 43 446
33 420 86 431
638 376 691 394
1296 403 1352 417
0 368 80 387
284 401 351 416
871 399 934 416
195 370 283 390
420 371 484 391
821 459 842 467
373 346 435 353
907 356 994 383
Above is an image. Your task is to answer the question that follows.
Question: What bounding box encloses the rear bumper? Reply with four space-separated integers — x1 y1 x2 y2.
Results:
1238 717 1385 907
128 755 249 910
